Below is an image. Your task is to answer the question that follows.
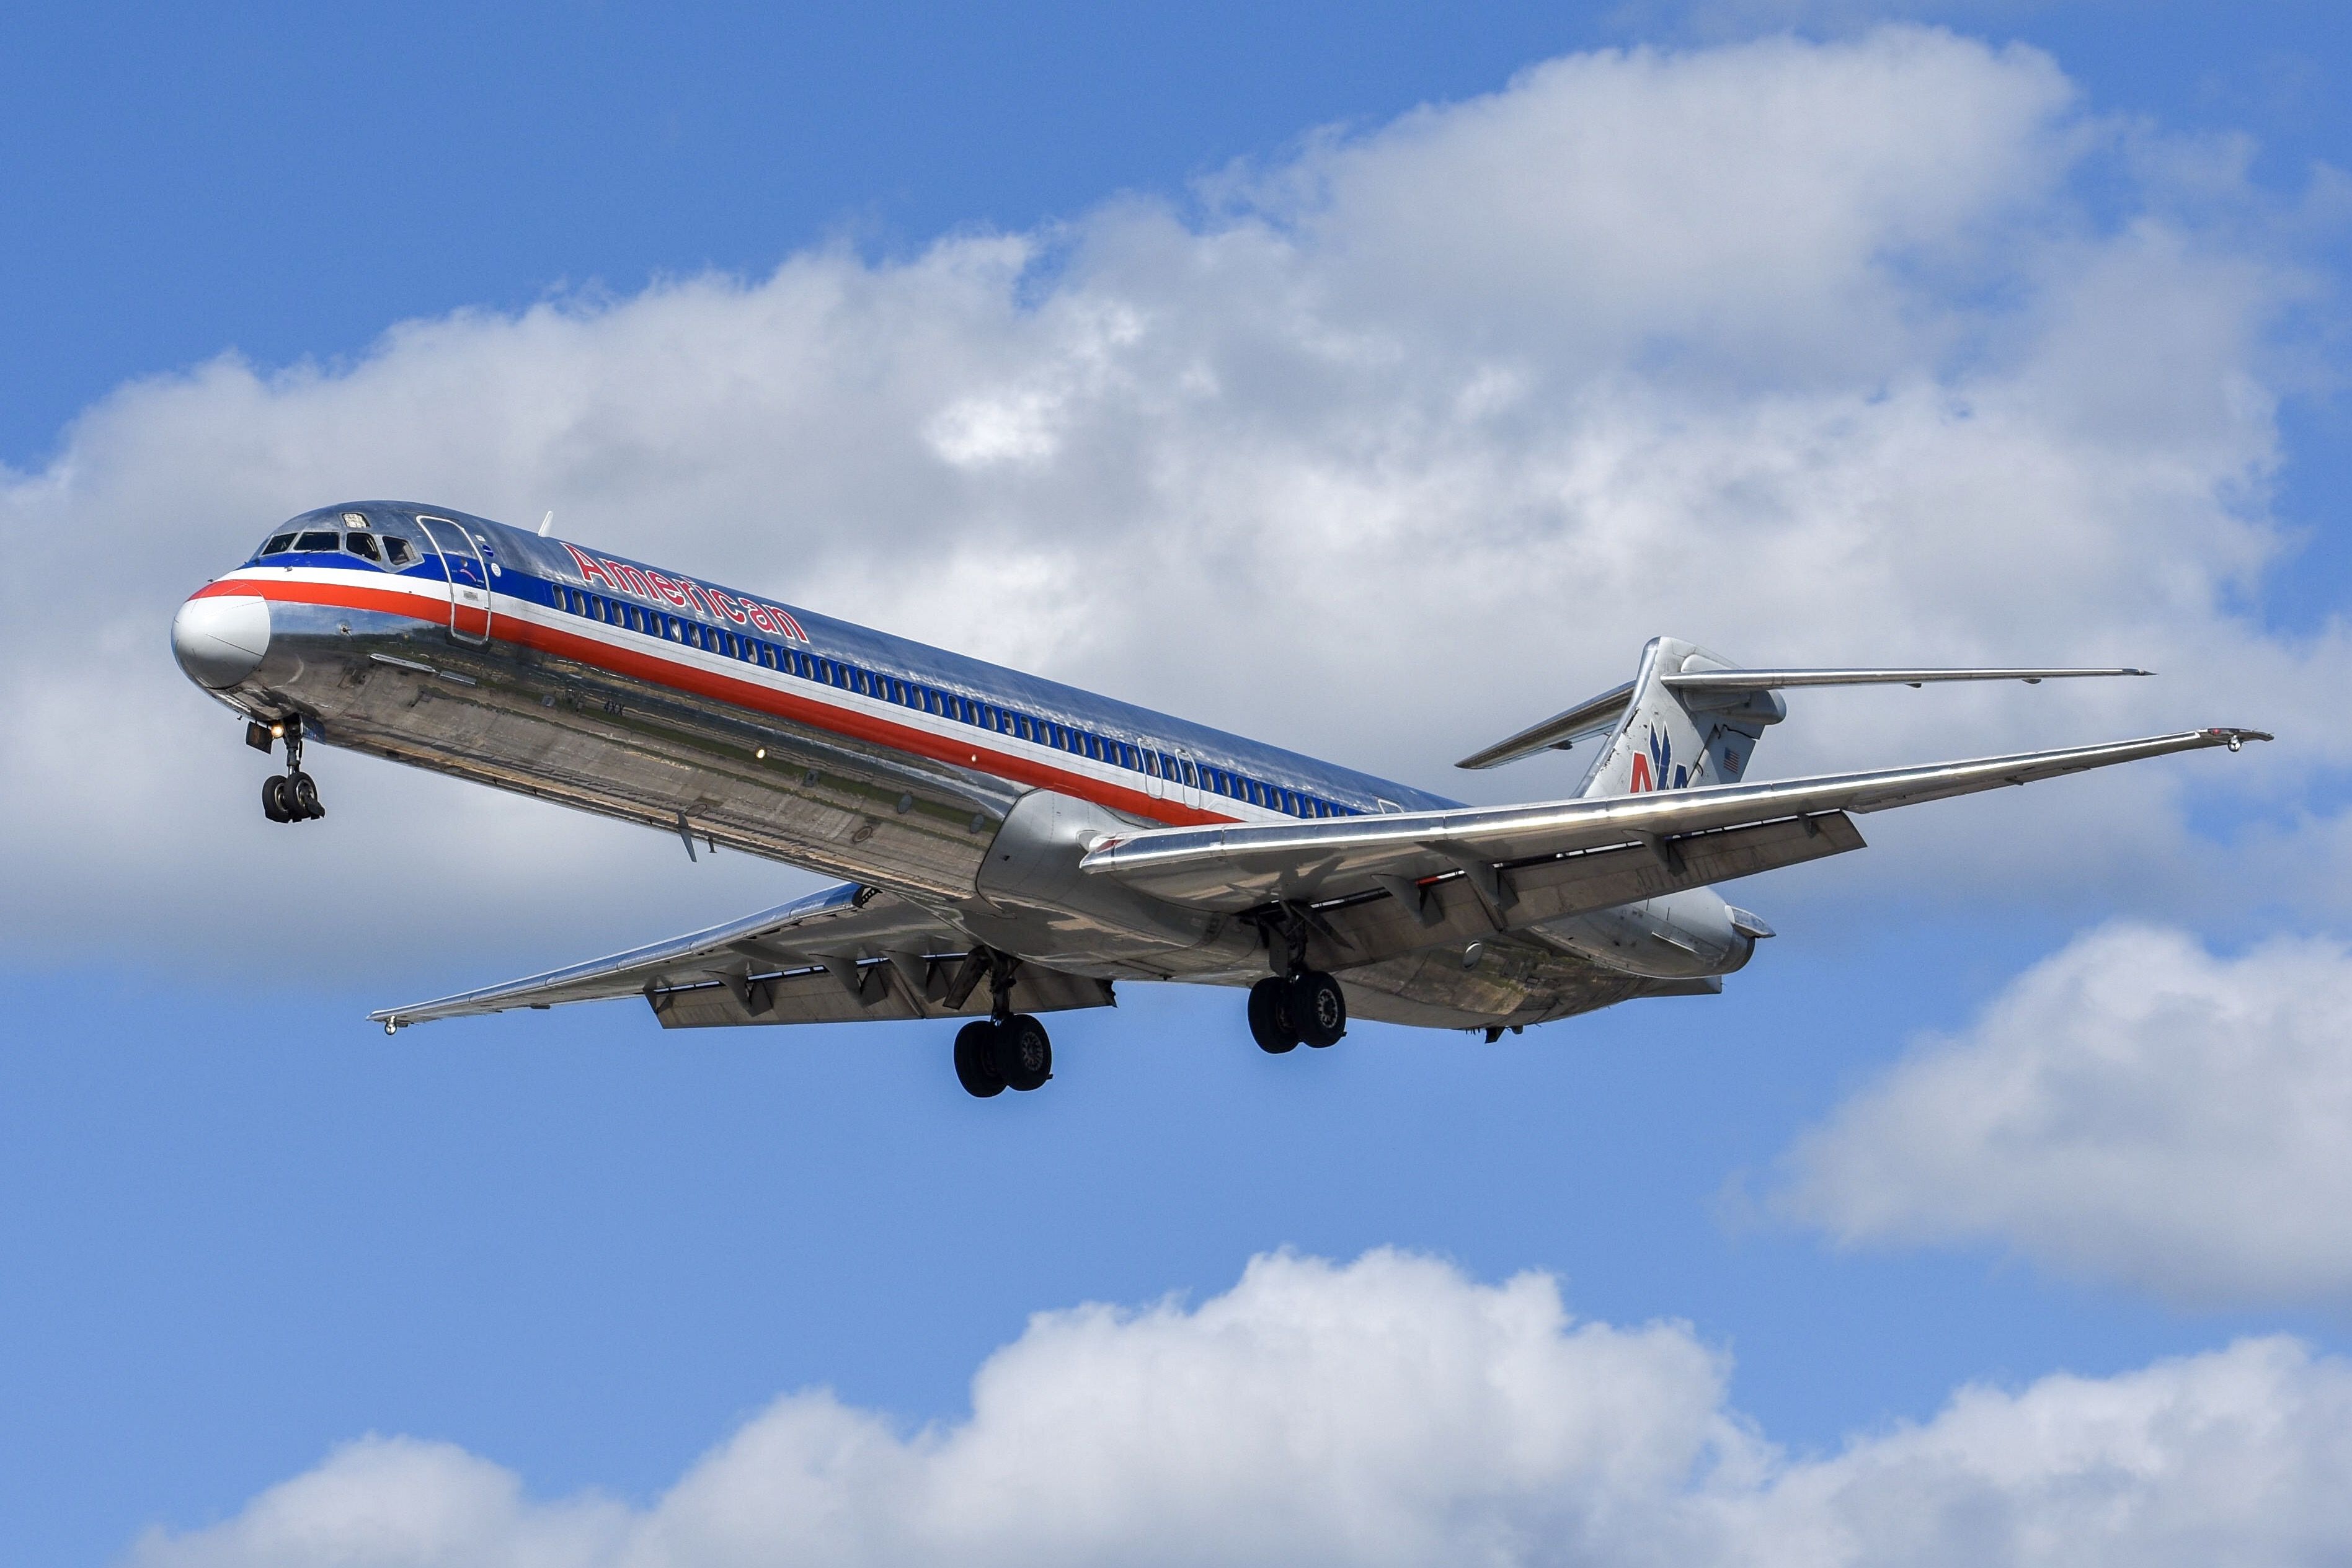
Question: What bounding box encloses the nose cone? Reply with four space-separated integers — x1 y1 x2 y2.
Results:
172 593 271 688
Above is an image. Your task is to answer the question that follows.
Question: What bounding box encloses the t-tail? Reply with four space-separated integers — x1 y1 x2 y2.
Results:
1454 637 2155 799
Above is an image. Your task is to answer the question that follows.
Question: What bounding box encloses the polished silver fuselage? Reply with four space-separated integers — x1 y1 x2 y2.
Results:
176 503 1743 1029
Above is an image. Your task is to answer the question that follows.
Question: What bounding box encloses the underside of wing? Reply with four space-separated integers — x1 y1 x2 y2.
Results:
1082 728 2269 918
371 882 1112 1031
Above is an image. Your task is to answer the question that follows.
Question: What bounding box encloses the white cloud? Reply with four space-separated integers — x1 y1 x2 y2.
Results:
1773 923 2352 1305
126 1248 2352 1567
0 25 2337 980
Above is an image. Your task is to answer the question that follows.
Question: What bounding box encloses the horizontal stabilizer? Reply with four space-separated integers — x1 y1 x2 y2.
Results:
1455 681 1636 770
1662 666 2151 692
1458 662 2153 770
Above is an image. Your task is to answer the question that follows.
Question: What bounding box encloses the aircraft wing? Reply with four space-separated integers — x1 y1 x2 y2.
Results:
371 881 1113 1032
1081 729 2270 919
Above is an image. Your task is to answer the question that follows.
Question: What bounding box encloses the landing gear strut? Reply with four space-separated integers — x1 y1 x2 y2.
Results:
1247 906 1347 1053
255 715 325 823
952 950 1052 1098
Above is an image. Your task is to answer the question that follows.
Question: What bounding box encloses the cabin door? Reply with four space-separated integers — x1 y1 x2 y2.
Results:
1171 745 1204 813
414 515 492 645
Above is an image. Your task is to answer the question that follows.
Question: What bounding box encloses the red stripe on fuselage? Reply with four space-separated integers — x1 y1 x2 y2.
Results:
197 575 1240 828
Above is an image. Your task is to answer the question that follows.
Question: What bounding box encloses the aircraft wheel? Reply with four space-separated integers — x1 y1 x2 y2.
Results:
993 1014 1053 1092
1248 977 1299 1054
1288 970 1347 1048
288 771 324 820
954 1021 1006 1098
262 775 293 822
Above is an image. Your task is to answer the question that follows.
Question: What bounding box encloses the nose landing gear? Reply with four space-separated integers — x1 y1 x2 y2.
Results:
251 715 325 823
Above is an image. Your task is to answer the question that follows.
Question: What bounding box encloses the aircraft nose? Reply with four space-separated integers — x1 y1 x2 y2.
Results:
171 593 271 689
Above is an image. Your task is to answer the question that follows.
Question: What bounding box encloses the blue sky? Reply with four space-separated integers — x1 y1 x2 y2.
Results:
6 4 2352 1564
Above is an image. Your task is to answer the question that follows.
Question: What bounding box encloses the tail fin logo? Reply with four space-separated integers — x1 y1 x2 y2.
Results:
1627 725 1697 793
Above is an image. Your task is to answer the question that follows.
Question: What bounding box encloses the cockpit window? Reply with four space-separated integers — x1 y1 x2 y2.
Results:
262 533 297 555
295 530 340 552
344 533 381 562
383 538 415 567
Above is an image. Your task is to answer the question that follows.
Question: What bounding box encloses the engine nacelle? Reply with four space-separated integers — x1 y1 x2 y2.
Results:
1536 888 1757 980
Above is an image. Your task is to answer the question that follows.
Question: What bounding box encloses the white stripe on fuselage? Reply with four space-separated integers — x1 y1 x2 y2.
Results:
226 562 1296 825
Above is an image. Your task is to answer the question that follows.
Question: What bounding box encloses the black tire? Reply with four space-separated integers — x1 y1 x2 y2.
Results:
262 775 293 822
1288 970 1347 1048
992 1014 1053 1091
289 771 323 820
1248 977 1299 1054
954 1021 1006 1098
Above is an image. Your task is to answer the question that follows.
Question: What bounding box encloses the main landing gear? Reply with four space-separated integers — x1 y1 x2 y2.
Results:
251 715 325 823
1248 970 1347 1053
954 1014 1052 1097
952 950 1052 1098
1245 905 1348 1055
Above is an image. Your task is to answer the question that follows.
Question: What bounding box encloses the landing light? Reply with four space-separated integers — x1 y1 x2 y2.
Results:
269 722 285 738
755 747 767 760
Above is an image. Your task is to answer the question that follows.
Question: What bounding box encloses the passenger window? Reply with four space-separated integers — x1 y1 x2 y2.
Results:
263 533 297 555
344 533 380 560
296 530 339 551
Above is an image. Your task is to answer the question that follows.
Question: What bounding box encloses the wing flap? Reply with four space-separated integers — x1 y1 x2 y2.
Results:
1292 812 1866 973
645 961 1114 1029
371 882 1116 1030
1083 728 2267 911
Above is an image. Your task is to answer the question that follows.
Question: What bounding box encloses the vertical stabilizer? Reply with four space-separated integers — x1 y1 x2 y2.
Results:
1581 637 1786 799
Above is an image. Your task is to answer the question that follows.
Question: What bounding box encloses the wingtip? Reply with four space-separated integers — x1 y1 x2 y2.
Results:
2208 727 2274 749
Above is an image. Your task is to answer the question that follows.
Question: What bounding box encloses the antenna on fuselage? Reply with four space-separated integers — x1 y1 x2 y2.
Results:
538 511 555 537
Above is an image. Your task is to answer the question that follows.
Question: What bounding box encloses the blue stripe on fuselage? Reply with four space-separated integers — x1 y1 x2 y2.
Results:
297 502 1462 819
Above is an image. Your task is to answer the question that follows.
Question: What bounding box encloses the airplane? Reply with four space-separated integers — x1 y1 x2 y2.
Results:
170 501 2268 1096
